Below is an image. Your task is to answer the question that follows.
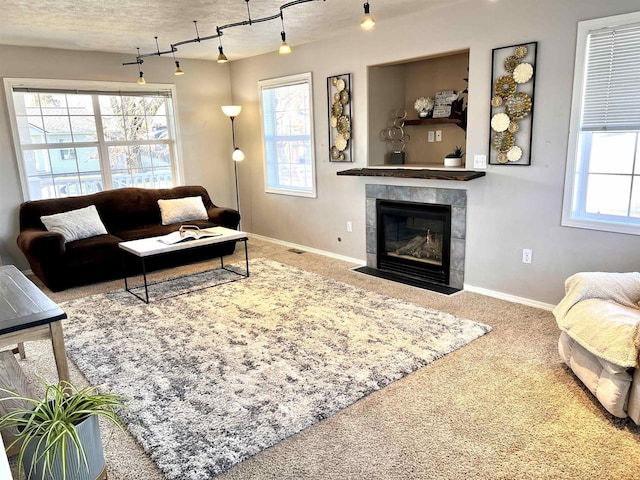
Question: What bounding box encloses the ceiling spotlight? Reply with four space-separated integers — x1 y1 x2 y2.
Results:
361 2 376 30
217 46 229 63
172 49 184 75
279 32 291 55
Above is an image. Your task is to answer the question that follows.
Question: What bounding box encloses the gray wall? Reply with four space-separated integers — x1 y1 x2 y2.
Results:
228 0 640 305
0 46 235 268
1 0 638 306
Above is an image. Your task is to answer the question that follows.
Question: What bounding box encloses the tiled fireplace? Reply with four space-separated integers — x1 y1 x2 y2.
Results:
364 184 466 291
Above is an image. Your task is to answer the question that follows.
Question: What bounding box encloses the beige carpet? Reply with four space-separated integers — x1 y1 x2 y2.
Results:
9 236 640 479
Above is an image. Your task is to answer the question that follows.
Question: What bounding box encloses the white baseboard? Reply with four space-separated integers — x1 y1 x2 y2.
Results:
248 233 364 266
463 284 555 311
251 234 556 311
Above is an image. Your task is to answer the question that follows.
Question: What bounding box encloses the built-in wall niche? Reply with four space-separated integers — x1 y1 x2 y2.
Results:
368 50 470 168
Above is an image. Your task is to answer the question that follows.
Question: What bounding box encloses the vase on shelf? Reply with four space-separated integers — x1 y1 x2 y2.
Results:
414 96 434 120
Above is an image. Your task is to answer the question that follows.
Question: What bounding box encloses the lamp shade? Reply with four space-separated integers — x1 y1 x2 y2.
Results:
232 147 245 162
222 105 242 117
279 42 292 54
361 2 375 29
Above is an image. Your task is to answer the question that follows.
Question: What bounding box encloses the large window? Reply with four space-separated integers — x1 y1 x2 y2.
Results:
259 73 316 197
562 12 640 235
5 79 181 200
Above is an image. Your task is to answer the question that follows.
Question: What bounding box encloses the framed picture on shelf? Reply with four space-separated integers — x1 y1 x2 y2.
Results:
488 41 537 165
327 73 353 162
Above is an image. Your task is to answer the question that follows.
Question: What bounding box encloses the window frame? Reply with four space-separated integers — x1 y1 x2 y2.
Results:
3 78 185 201
258 72 317 198
562 11 640 235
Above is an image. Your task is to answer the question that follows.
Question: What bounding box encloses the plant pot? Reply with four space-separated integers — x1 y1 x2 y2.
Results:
22 414 106 480
444 156 463 167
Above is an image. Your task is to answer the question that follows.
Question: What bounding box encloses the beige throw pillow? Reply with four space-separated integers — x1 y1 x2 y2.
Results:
40 205 108 243
158 196 208 225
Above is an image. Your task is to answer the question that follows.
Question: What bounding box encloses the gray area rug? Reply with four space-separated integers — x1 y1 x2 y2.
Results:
61 259 491 479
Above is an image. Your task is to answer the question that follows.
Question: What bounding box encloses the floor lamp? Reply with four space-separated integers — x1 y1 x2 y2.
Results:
221 105 245 230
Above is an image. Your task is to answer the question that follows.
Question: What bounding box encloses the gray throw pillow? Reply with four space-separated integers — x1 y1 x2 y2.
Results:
40 205 108 243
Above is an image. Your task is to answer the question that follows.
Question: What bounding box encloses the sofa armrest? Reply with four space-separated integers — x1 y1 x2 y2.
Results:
207 206 240 229
17 229 67 290
18 228 65 257
553 272 640 321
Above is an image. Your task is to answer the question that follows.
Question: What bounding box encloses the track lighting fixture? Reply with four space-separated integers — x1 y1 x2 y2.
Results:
171 49 184 75
217 46 229 63
122 0 328 75
279 13 291 55
217 26 229 63
135 48 146 84
279 32 291 54
361 2 376 30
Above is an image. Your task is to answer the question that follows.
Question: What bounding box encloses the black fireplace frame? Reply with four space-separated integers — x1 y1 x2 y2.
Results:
376 199 452 286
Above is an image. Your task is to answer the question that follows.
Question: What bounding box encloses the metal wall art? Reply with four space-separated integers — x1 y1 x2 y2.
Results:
488 41 537 165
328 73 353 162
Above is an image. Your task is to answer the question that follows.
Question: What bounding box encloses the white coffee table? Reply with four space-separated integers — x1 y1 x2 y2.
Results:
119 226 249 303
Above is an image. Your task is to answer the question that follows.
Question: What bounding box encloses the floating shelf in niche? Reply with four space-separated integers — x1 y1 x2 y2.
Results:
337 168 486 181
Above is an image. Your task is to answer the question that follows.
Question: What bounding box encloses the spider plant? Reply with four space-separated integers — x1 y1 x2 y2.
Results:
0 381 127 480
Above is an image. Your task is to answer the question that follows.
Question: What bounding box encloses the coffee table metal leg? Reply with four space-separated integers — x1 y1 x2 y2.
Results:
141 257 149 304
244 239 249 277
122 253 130 292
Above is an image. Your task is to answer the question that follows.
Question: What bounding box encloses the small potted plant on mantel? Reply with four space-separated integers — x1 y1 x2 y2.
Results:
444 146 465 167
0 381 127 480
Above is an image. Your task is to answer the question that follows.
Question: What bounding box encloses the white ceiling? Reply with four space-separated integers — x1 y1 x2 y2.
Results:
0 0 472 62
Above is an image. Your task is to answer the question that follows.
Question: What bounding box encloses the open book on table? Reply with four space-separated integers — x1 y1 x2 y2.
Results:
157 225 222 245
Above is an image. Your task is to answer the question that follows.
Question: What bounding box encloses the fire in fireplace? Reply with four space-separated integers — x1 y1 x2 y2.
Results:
377 199 452 286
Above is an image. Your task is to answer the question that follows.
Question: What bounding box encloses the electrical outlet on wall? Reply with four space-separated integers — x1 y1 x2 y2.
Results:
346 221 353 232
522 248 533 264
428 131 435 142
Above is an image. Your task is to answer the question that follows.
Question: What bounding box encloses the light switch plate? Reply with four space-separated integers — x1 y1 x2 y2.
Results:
435 130 442 142
473 154 487 169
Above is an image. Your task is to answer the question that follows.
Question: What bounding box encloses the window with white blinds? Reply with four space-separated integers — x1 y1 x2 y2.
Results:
562 12 640 235
581 23 640 131
4 79 181 201
258 73 316 198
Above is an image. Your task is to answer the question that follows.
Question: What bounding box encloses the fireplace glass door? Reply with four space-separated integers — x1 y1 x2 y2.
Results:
377 200 451 285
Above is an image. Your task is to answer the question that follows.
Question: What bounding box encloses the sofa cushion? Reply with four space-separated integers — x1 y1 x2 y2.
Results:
158 196 208 225
40 205 108 243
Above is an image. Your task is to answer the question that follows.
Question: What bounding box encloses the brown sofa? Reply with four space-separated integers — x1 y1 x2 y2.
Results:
17 186 240 291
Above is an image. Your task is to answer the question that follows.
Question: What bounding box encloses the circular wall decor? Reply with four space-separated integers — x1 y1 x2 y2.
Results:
495 75 516 98
507 145 523 162
514 45 528 58
513 63 534 84
492 131 515 152
504 55 520 73
505 92 532 120
491 113 510 132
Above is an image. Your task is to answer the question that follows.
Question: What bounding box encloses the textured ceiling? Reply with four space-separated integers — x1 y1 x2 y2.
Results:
0 0 471 61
